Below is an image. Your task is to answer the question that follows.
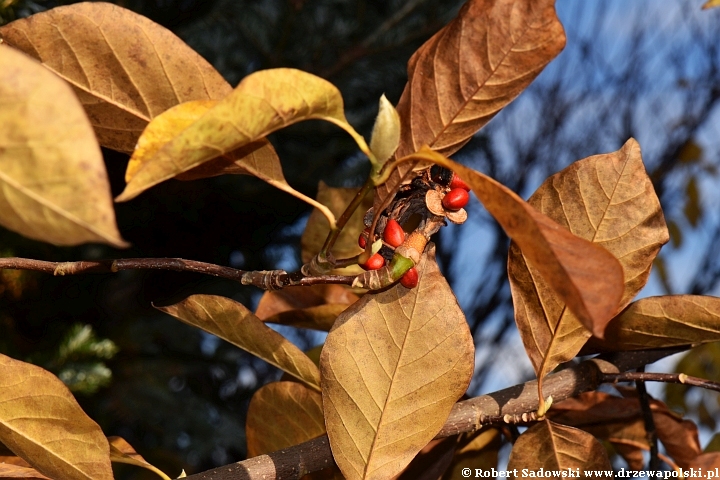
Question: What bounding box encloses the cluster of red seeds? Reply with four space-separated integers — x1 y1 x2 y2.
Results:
358 168 471 289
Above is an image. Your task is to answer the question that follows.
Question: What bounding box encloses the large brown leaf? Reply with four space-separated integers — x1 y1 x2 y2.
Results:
508 139 667 378
117 69 369 201
0 2 231 153
507 420 612 472
320 244 474 480
413 148 624 354
585 295 720 353
0 45 127 248
0 354 112 480
158 295 321 391
0 464 50 479
375 0 566 215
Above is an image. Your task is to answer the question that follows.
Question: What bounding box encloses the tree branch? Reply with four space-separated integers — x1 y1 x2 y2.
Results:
185 347 685 480
601 371 720 393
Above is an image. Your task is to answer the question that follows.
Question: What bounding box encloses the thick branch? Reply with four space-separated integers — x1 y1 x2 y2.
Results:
186 347 685 480
0 257 355 289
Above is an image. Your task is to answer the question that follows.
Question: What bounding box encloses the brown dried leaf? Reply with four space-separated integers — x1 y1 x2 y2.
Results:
108 436 170 480
442 429 502 480
690 453 720 469
118 68 369 202
507 420 612 472
0 3 231 153
585 295 720 353
320 244 474 480
0 45 127 248
157 295 321 391
702 0 720 9
393 437 457 480
375 0 565 215
300 182 374 269
0 464 50 479
0 354 112 480
509 138 667 378
256 284 359 331
413 148 623 378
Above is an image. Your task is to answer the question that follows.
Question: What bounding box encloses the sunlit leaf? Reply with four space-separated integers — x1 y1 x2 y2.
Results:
0 354 112 480
256 284 359 332
375 0 565 218
157 295 321 391
0 463 50 479
0 45 127 248
320 244 474 480
702 0 720 9
0 2 231 153
108 436 171 480
585 295 720 353
300 181 375 271
507 420 611 472
507 138 666 379
118 68 370 202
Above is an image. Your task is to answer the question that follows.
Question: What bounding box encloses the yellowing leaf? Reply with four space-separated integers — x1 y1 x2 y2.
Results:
246 381 325 457
507 420 611 472
300 181 375 270
369 95 401 164
375 0 565 220
702 0 720 9
0 354 113 480
108 436 171 480
157 295 321 391
585 295 720 353
0 463 50 479
0 45 127 248
320 244 474 480
126 100 337 224
508 139 667 379
117 68 370 202
0 2 231 153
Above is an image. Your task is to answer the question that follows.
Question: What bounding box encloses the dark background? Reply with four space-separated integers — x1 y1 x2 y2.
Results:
1 0 719 476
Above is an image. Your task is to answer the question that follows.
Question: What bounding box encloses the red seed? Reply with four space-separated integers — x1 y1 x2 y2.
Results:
383 219 405 248
450 173 471 191
361 253 385 270
442 188 469 211
400 267 419 288
358 231 367 249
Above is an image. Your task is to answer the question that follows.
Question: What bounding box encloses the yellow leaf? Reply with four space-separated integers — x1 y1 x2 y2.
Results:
369 95 401 164
507 420 611 472
375 0 566 223
508 138 667 379
126 100 337 225
0 45 127 248
0 463 51 479
702 0 720 9
0 2 231 153
320 244 474 480
117 68 371 202
108 436 171 480
157 294 321 391
0 354 113 480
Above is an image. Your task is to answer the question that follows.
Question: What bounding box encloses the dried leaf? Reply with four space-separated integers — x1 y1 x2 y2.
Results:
118 68 369 202
508 138 666 378
684 176 702 227
690 452 720 469
0 2 231 153
320 244 474 480
246 381 325 457
702 0 720 9
442 429 502 480
300 182 375 270
157 295 321 391
126 101 336 222
370 95 401 164
0 354 112 480
0 464 50 479
0 44 127 248
108 436 171 480
507 420 612 472
393 437 457 480
375 0 565 217
585 295 720 353
411 148 624 368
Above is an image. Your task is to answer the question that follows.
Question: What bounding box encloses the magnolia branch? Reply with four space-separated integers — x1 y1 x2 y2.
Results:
185 347 686 480
601 371 720 392
0 257 355 289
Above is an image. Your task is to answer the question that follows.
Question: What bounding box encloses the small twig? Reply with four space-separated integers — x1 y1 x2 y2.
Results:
602 371 720 393
635 367 660 471
0 257 355 290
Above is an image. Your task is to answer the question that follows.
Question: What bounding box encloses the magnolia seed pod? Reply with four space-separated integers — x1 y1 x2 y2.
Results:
449 173 471 191
383 218 405 248
442 188 469 211
400 267 419 288
361 252 385 270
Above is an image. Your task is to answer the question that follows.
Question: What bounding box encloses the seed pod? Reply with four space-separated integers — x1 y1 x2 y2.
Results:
361 252 385 270
383 219 405 248
400 267 419 288
430 165 453 186
442 188 469 211
450 173 471 191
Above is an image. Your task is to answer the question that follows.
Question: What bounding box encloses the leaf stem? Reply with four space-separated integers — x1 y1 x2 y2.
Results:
634 367 660 471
